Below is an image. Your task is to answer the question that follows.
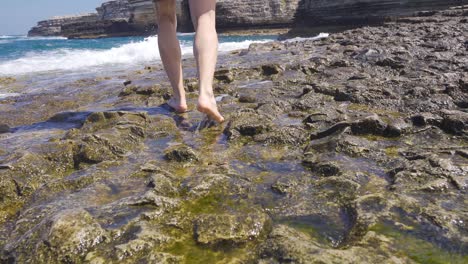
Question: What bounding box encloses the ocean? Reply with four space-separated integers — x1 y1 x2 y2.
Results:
0 34 281 76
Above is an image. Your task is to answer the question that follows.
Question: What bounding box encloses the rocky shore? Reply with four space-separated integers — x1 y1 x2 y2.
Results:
3 6 468 263
28 0 462 39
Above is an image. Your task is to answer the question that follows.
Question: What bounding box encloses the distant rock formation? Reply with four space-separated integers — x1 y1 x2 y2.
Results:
27 13 99 37
28 0 463 38
97 0 131 20
296 0 463 26
216 0 300 29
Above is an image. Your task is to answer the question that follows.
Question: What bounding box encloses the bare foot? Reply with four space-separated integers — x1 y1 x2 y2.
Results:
197 95 224 123
167 97 188 113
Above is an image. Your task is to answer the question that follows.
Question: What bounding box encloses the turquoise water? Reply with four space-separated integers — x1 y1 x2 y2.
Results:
0 34 278 76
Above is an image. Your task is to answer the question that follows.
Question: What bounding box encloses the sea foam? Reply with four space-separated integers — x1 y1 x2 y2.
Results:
0 34 326 76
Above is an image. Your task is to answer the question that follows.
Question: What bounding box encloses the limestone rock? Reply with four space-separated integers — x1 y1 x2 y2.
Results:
164 144 199 162
440 110 468 135
194 211 270 245
224 110 273 140
0 124 11 134
46 209 106 258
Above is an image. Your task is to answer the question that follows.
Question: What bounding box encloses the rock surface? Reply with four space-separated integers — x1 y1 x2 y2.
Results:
4 6 468 264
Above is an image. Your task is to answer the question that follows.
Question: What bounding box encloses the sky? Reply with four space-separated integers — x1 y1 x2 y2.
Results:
0 0 106 35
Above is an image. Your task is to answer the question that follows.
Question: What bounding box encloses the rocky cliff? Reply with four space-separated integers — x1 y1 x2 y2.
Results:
28 0 463 38
97 0 131 20
215 0 300 29
296 0 463 26
27 13 99 37
126 0 192 33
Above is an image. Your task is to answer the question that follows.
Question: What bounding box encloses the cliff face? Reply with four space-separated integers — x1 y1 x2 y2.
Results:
127 0 156 32
27 14 99 37
216 0 300 28
28 0 463 38
296 0 463 26
97 0 131 20
127 0 192 32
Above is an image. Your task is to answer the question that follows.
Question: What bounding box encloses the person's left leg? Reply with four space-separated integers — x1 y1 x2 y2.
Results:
156 0 187 112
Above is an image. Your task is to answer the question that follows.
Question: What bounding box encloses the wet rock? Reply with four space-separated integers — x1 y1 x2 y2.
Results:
182 173 250 198
259 225 409 263
0 141 76 198
419 179 450 192
0 77 16 86
184 78 199 92
194 210 270 246
112 222 175 261
224 110 273 140
148 173 178 197
410 112 442 126
45 209 106 259
0 124 11 134
254 126 307 146
271 177 300 195
238 94 256 103
214 69 234 83
459 78 468 93
164 144 199 162
440 110 468 135
384 118 410 137
70 111 149 165
302 155 342 177
316 177 360 202
351 115 388 136
0 175 17 202
309 121 351 140
347 194 388 241
261 64 283 76
119 85 166 97
5 209 105 263
123 80 132 86
376 57 406 69
119 85 138 96
256 103 285 119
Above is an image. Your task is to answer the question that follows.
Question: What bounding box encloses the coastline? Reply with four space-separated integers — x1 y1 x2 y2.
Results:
1 6 467 263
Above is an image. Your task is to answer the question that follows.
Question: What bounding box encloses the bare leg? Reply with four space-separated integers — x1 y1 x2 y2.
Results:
189 0 224 123
156 0 187 112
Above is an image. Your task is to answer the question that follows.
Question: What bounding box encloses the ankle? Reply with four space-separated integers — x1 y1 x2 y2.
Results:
199 89 214 99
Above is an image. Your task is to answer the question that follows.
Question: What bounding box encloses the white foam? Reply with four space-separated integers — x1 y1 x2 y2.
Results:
0 36 275 76
283 32 329 43
0 36 161 75
0 35 16 39
22 36 67 41
0 93 21 99
218 39 272 53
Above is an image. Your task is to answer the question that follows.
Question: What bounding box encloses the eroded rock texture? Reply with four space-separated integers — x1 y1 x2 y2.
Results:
4 6 468 264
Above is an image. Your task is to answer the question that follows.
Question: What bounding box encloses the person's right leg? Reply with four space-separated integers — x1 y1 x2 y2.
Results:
156 0 187 112
189 0 224 123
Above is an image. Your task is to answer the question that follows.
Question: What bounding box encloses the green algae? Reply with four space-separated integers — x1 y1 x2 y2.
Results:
282 220 328 245
0 201 24 225
185 193 224 215
166 238 248 264
370 223 468 264
182 193 252 216
385 146 400 157
348 103 403 119
361 134 399 142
